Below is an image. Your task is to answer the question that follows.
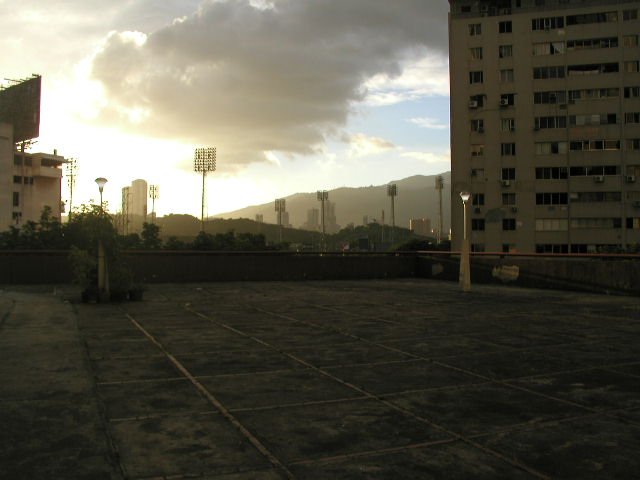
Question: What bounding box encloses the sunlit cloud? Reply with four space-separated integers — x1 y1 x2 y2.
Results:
400 150 451 165
408 117 449 130
346 133 396 158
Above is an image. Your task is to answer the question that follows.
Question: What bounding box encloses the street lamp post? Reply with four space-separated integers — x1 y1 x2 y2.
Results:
459 191 471 292
95 177 108 212
194 147 216 233
387 183 397 245
94 177 109 297
317 190 328 251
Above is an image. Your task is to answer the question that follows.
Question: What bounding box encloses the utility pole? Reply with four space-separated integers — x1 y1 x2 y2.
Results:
149 185 159 224
435 175 444 243
275 198 286 243
65 158 77 220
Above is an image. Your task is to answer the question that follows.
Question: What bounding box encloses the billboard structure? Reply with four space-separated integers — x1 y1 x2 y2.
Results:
0 75 41 143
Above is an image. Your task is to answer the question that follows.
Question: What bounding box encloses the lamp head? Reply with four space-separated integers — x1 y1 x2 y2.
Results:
95 177 108 193
459 191 471 203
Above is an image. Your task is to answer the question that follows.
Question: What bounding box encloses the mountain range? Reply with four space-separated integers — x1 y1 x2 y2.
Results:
215 171 452 233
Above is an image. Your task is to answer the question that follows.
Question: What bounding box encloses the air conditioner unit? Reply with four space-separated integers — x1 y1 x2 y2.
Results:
593 175 605 183
501 180 511 187
511 206 518 213
626 175 636 183
500 98 510 107
569 192 579 200
468 100 478 108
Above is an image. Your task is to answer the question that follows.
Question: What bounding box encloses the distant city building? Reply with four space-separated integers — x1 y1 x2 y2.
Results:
303 208 320 231
121 179 148 234
255 214 263 223
410 218 432 237
281 211 291 228
325 201 340 233
362 215 369 226
0 122 66 230
449 0 640 253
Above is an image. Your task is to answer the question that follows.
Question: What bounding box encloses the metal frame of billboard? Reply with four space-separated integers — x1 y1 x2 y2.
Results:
0 75 41 143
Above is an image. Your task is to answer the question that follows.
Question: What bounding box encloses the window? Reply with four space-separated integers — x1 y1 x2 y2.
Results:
536 193 568 205
500 69 514 83
534 91 566 104
627 139 640 151
567 63 619 76
469 47 483 60
537 244 569 254
628 218 640 230
569 140 621 151
469 23 482 36
569 114 617 126
626 113 640 124
535 116 567 129
499 45 513 58
472 219 485 231
500 93 515 106
471 119 484 133
624 61 640 73
533 66 565 79
536 167 568 179
571 218 622 229
533 41 565 55
501 118 515 132
471 168 485 179
569 88 619 101
469 94 485 107
566 37 618 50
623 35 639 47
569 166 620 176
13 175 21 184
12 192 19 207
573 192 622 202
531 16 564 30
623 9 638 21
501 143 516 156
499 21 512 33
502 193 516 205
535 141 567 155
472 193 485 206
502 218 516 231
502 167 516 180
625 87 640 98
535 219 568 231
471 144 484 157
566 12 618 26
469 71 484 84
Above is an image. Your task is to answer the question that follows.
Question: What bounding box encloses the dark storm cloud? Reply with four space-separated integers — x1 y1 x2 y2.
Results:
89 0 449 166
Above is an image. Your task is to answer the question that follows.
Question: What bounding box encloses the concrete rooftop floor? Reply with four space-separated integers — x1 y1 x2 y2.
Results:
1 279 639 479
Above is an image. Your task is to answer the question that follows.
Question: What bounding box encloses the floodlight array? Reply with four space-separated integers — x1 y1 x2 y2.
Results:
194 147 216 172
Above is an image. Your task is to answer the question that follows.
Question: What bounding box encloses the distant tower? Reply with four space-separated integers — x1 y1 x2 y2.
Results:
387 184 397 244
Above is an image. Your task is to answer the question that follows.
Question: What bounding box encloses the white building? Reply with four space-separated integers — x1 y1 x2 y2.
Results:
0 123 66 230
121 179 148 234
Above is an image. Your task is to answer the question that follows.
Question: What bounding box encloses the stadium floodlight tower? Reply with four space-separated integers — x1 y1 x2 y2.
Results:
148 185 159 224
65 158 77 220
316 190 329 251
194 147 216 233
387 183 397 245
274 198 286 243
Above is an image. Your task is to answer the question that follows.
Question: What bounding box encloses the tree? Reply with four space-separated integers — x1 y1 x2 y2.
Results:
141 222 162 249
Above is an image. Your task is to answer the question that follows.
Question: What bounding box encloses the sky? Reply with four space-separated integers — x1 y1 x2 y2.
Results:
0 0 451 217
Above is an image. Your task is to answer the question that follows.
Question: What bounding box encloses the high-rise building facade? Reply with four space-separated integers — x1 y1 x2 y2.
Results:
121 179 148 234
449 0 640 253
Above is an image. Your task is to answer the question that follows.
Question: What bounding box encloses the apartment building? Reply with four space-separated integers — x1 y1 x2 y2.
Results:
121 179 148 234
0 122 66 230
449 0 640 253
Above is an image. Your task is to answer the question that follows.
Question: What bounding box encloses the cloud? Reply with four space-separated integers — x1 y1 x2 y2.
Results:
401 150 450 165
346 133 396 158
87 0 449 167
408 117 449 130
